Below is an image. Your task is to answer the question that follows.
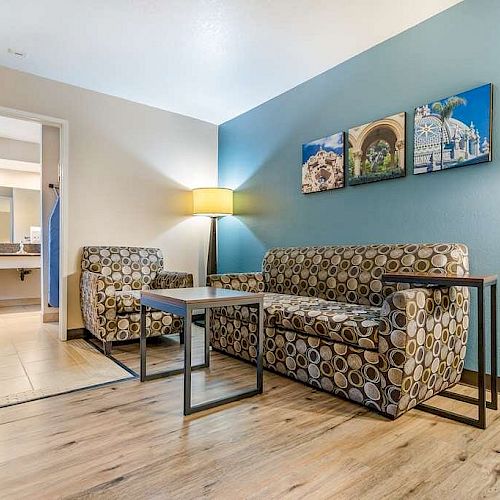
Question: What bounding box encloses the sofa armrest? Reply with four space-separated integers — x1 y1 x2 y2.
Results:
80 270 117 340
152 270 193 290
207 272 265 292
379 286 470 418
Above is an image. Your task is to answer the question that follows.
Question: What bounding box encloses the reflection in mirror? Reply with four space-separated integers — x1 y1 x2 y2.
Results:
0 191 13 243
0 187 41 244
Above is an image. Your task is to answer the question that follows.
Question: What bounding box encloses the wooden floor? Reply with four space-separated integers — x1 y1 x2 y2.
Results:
1 331 500 499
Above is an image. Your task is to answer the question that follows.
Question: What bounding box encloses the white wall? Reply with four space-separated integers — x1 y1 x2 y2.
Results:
12 188 41 242
0 65 218 329
0 168 40 190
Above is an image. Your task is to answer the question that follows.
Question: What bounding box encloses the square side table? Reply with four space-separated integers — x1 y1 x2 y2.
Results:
140 286 264 415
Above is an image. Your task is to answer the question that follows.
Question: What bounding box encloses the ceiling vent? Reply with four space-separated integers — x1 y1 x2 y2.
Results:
7 48 26 58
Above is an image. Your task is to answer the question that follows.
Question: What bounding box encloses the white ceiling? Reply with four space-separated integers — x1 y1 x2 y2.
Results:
0 0 462 124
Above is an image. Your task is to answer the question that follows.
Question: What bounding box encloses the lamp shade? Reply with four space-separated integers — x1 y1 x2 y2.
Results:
192 187 233 217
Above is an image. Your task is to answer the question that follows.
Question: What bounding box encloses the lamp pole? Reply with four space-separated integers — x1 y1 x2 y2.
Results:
207 216 218 276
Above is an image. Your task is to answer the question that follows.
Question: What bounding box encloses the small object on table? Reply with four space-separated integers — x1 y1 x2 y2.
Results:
382 272 497 429
140 286 264 415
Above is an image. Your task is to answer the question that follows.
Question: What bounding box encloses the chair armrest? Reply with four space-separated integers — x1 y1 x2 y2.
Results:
152 270 193 290
80 270 117 339
207 272 265 292
379 286 470 418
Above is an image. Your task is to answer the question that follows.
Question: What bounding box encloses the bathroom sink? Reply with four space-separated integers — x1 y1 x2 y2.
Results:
0 254 41 269
0 252 41 256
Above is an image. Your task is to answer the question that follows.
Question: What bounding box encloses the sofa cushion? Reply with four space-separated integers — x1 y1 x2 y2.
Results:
116 290 141 313
213 293 381 350
263 243 469 307
267 294 381 350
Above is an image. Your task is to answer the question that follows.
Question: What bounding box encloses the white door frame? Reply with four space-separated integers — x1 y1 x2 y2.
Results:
0 105 69 341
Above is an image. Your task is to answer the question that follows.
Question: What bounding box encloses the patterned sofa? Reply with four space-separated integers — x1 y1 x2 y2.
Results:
207 243 470 419
80 246 193 353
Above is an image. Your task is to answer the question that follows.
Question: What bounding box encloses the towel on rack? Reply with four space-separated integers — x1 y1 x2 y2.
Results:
48 196 60 308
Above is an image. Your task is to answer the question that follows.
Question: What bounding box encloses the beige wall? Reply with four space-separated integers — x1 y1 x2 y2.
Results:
0 211 11 242
12 188 41 242
0 268 41 302
41 125 60 316
0 65 218 330
0 137 40 163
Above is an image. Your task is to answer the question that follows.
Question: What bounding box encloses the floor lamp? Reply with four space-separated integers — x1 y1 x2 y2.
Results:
192 187 233 277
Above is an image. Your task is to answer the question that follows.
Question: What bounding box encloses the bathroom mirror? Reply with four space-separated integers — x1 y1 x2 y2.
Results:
0 187 40 244
0 194 13 243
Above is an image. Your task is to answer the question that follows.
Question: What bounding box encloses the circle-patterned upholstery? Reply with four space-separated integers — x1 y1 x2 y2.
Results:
379 286 470 417
80 246 185 342
210 242 470 418
263 243 469 306
82 246 164 291
215 292 381 350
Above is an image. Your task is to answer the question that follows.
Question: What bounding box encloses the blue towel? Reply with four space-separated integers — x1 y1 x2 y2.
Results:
48 196 60 308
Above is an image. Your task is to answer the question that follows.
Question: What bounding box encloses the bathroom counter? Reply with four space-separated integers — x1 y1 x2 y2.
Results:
0 254 41 269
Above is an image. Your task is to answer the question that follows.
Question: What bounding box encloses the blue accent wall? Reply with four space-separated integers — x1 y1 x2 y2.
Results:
218 0 499 370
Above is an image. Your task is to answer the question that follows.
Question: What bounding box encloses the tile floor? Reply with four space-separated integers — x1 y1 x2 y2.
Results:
0 305 132 405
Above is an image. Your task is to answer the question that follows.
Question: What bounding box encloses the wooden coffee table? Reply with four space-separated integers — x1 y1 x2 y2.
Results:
140 286 264 415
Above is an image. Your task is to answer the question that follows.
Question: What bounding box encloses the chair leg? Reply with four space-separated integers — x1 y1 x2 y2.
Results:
179 330 185 345
103 340 112 355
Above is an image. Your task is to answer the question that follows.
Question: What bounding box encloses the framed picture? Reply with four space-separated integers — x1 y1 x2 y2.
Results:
302 132 345 194
414 83 493 174
348 112 406 186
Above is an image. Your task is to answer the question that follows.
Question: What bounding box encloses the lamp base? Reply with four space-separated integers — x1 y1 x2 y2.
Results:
207 216 218 276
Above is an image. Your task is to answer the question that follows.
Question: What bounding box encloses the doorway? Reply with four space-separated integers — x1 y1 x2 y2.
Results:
0 114 60 401
0 107 133 407
0 106 68 340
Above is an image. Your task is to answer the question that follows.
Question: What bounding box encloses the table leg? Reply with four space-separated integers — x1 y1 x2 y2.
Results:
140 304 147 382
204 308 211 368
491 283 498 410
183 306 193 416
478 285 486 429
184 299 264 415
257 299 264 394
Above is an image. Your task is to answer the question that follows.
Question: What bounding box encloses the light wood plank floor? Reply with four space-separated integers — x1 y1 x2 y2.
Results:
1 330 500 499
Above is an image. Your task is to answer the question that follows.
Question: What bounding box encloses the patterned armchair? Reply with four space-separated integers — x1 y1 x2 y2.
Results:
80 246 193 353
208 243 470 419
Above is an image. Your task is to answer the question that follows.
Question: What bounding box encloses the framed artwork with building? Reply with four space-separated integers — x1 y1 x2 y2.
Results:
302 131 345 194
348 112 406 186
414 83 493 174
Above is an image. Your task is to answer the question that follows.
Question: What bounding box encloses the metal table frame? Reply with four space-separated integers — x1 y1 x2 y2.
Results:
140 288 264 416
383 272 498 429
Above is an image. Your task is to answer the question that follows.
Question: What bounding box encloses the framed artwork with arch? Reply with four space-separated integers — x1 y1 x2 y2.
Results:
348 112 406 186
